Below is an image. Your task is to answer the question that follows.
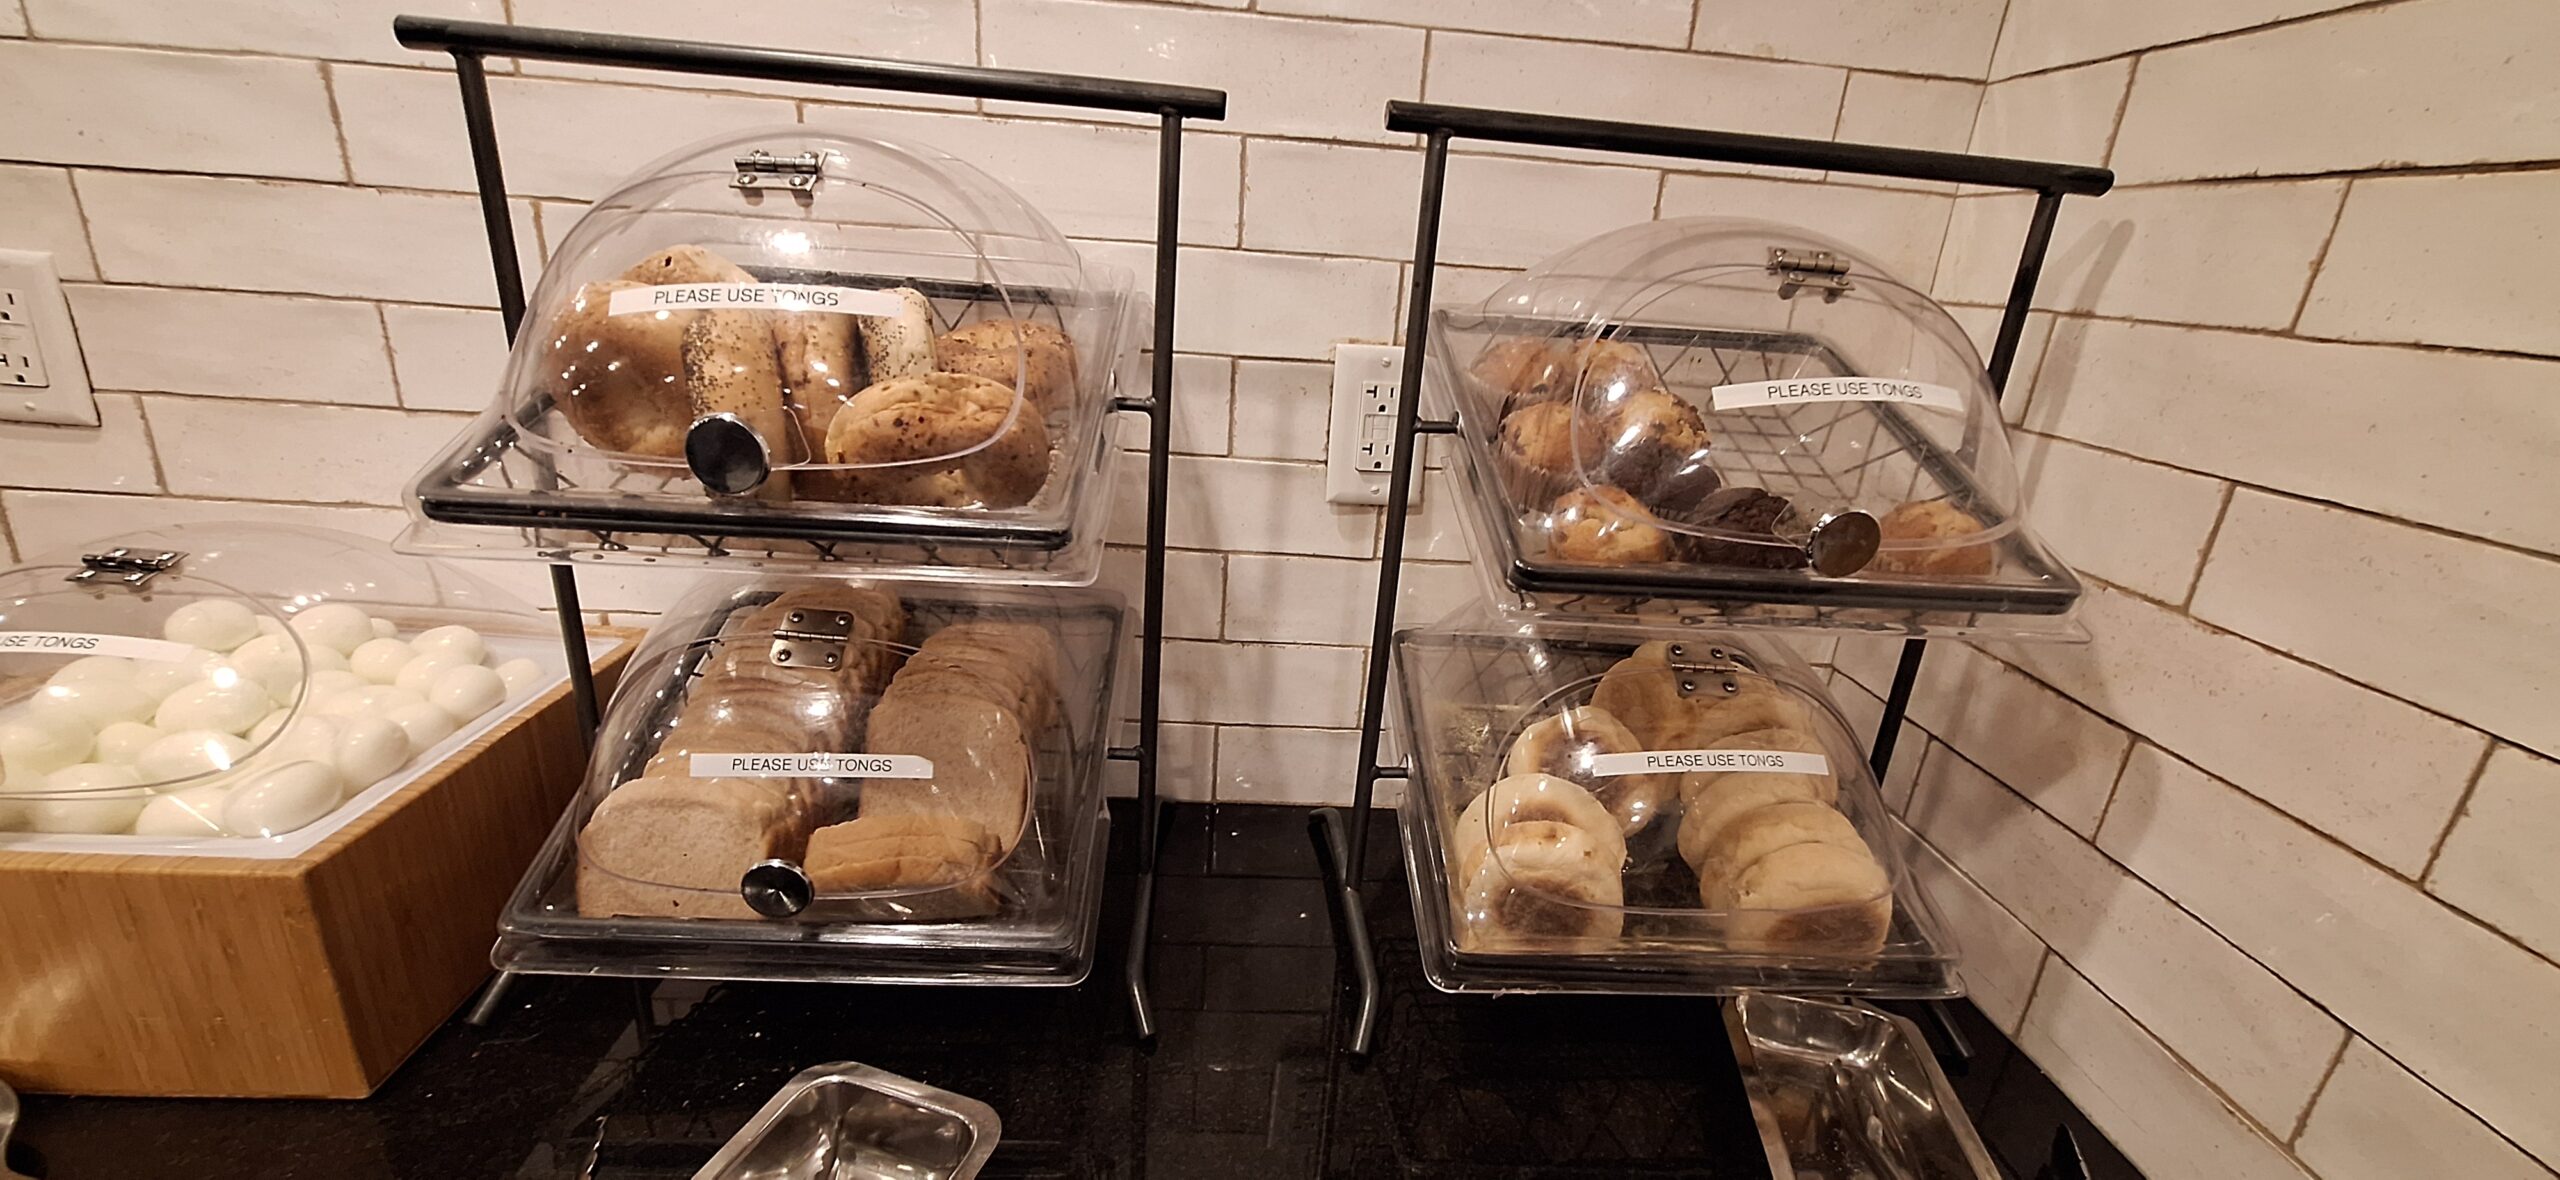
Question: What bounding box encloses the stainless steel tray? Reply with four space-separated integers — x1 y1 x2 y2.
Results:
1726 993 1997 1180
694 1062 1000 1180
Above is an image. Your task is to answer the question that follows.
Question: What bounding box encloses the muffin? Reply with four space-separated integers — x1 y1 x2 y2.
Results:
1544 485 1674 566
1674 486 1808 570
1872 498 1996 576
1470 337 1573 414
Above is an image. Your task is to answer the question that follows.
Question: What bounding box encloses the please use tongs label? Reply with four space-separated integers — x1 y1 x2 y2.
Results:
608 282 910 318
0 630 203 661
1588 748 1832 777
1709 377 1965 413
690 753 936 778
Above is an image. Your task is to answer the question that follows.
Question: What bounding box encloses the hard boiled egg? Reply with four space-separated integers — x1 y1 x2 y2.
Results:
427 664 505 723
135 729 252 784
288 603 373 657
0 711 94 778
30 763 148 833
133 783 232 837
393 655 461 696
220 761 345 837
409 624 488 668
383 703 457 756
332 714 410 794
153 677 275 736
129 648 227 703
348 637 417 685
493 657 542 698
28 678 156 729
162 599 262 652
46 656 136 687
92 720 163 765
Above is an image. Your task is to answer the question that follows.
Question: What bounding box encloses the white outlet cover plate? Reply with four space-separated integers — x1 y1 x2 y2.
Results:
1324 343 1425 506
0 248 97 426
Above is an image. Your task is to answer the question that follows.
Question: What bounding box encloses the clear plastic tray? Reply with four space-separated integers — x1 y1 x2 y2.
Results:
495 576 1123 984
0 523 576 856
400 128 1138 586
1392 612 1958 996
1426 217 2082 640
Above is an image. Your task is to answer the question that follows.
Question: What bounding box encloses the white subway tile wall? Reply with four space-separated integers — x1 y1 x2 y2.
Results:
1 4 2553 1174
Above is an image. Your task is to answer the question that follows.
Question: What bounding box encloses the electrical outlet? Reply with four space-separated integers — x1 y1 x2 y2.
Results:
0 250 96 426
1324 343 1422 506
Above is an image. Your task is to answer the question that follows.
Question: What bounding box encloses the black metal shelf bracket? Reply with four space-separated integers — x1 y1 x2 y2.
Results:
396 15 1225 1042
1315 99 2111 1058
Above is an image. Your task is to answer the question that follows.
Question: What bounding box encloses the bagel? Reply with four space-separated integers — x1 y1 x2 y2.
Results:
935 318 1079 414
1675 771 1837 871
1501 705 1673 836
821 372 1051 508
1449 772 1627 889
1457 819 1625 947
860 286 937 383
541 280 693 457
1722 841 1893 954
1694 801 1869 909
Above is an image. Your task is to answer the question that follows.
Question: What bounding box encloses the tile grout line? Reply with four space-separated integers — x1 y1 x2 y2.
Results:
2176 481 2237 610
2417 741 2502 882
2285 177 2356 333
317 60 355 184
372 302 407 408
2287 1030 2355 1145
1984 0 2417 86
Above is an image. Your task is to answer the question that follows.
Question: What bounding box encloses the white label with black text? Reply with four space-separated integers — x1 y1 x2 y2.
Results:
607 282 909 318
1709 377 1965 413
690 753 935 779
1588 748 1831 777
0 631 202 662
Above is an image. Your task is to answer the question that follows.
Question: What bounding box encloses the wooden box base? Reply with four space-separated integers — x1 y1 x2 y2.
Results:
0 633 632 1098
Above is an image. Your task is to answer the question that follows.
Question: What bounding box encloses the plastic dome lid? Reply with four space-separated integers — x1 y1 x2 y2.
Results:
500 126 1111 505
1440 217 2028 578
0 523 542 829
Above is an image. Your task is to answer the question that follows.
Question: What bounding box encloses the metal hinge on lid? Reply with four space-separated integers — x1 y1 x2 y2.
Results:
67 548 183 588
732 149 824 194
767 608 853 670
1768 248 1854 302
1664 641 1760 699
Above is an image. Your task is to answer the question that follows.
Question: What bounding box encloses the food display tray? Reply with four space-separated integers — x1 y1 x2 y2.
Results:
405 271 1130 586
494 585 1123 985
1433 314 2083 637
1726 992 1999 1179
1392 626 1960 998
694 1061 1001 1180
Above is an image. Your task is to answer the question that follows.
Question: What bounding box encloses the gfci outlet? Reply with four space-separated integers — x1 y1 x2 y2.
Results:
0 249 98 426
1324 343 1422 506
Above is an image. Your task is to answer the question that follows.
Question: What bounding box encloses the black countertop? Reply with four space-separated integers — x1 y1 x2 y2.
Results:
9 802 2132 1179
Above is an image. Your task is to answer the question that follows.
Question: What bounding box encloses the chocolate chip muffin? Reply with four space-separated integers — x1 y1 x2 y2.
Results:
1544 484 1675 566
1872 498 1997 576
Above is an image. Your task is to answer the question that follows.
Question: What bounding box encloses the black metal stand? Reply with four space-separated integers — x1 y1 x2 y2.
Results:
1314 99 2112 1057
396 15 1225 1040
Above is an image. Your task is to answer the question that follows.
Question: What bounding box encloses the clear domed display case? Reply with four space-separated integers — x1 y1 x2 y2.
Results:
495 575 1123 983
0 523 575 857
402 126 1139 585
1392 607 1956 996
1428 216 2080 638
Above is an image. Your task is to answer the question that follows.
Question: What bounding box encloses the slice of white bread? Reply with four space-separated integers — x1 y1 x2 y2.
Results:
859 690 1032 854
575 776 804 920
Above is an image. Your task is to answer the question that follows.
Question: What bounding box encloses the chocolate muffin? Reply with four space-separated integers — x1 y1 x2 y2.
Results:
1674 487 1808 570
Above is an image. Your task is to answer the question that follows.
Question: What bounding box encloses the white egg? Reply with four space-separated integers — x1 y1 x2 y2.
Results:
492 657 542 698
305 645 350 674
247 710 289 746
294 670 368 710
393 654 461 696
409 624 488 668
47 656 137 687
0 711 94 778
162 598 263 651
332 714 410 794
128 648 226 703
264 713 343 765
135 729 252 784
33 678 158 729
315 684 426 720
370 616 398 639
153 677 273 735
427 663 505 723
30 763 148 833
348 637 417 685
92 720 163 765
383 702 457 756
133 783 232 837
256 614 285 636
220 761 344 837
223 633 308 701
288 603 374 657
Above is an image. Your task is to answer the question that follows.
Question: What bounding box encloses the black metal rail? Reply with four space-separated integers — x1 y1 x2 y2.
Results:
397 15 1223 1041
1319 100 2112 1057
